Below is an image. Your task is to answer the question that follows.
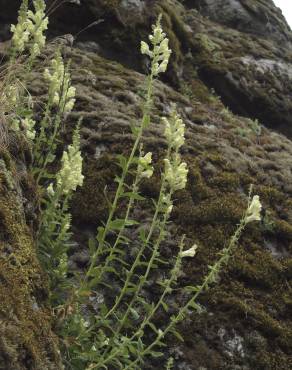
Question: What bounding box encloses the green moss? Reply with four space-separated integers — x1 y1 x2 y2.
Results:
0 159 14 190
156 146 292 367
98 0 121 11
283 259 292 280
232 247 283 288
195 33 223 65
208 171 240 191
178 64 222 106
274 219 292 241
220 294 292 343
203 152 227 167
0 150 62 369
257 185 285 205
282 291 292 309
187 161 211 201
71 156 117 225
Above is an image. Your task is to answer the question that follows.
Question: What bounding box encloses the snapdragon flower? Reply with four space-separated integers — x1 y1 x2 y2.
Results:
161 194 173 214
137 152 154 178
47 183 55 196
27 0 48 58
162 109 188 191
181 244 198 258
11 0 48 57
44 54 76 113
10 119 20 132
140 16 171 76
10 117 36 140
164 156 188 191
10 0 30 54
22 117 36 140
5 85 19 107
245 195 262 223
56 129 84 194
162 110 185 150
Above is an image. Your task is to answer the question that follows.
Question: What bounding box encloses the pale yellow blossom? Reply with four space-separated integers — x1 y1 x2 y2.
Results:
138 152 154 179
164 157 188 191
246 195 262 223
44 54 76 113
181 244 198 258
56 129 84 194
140 16 171 77
162 110 185 150
11 0 48 56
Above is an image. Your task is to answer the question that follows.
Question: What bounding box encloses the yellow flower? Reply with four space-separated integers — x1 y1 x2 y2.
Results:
44 54 76 113
57 129 84 194
164 158 188 191
162 110 185 150
140 16 171 77
181 244 198 258
11 0 48 56
246 195 262 223
138 152 153 179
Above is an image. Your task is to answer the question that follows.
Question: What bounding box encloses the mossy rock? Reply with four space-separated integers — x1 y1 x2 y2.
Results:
1 0 290 366
0 146 62 369
41 45 291 369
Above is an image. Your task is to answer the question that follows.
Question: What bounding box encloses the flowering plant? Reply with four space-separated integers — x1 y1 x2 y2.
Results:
141 15 172 76
44 54 76 113
5 2 264 367
246 195 262 223
10 0 48 58
56 128 84 194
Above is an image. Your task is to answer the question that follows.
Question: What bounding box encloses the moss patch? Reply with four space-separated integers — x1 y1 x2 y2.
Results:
0 149 62 369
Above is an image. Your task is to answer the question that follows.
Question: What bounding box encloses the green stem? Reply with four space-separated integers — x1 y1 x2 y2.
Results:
103 137 172 318
95 212 248 370
95 181 171 366
79 71 155 292
96 173 140 282
33 102 52 164
137 236 185 334
123 217 248 370
104 167 169 320
113 188 172 333
36 112 62 184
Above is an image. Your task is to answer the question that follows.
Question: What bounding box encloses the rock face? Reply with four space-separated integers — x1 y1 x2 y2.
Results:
1 0 292 137
183 0 292 138
190 0 292 43
46 0 292 137
65 46 292 370
0 0 292 369
0 122 63 369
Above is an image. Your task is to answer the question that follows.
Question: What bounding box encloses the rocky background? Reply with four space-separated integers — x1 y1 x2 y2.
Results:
0 0 292 369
